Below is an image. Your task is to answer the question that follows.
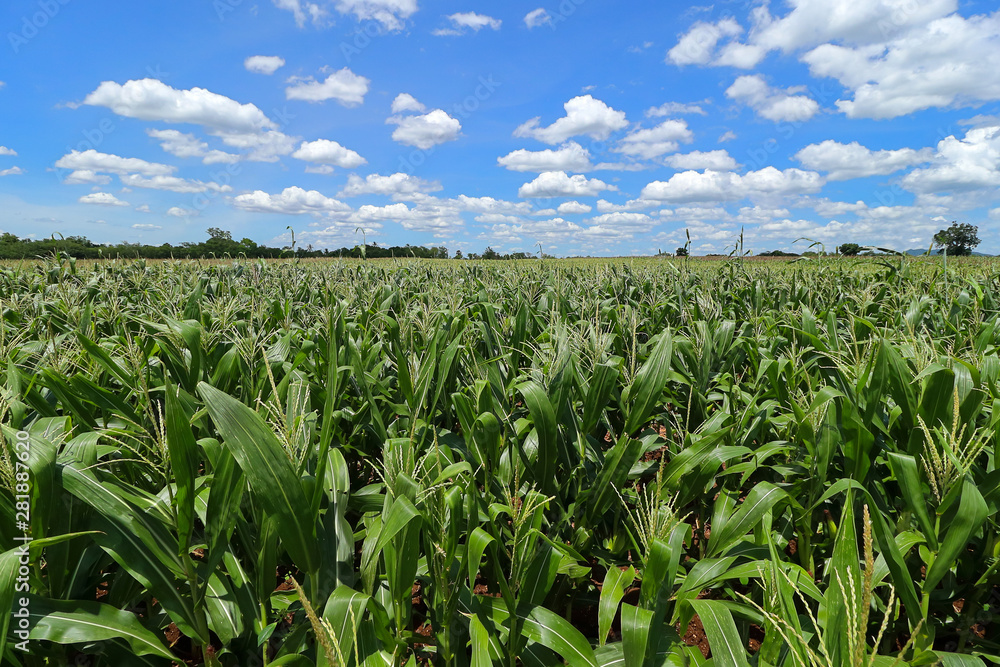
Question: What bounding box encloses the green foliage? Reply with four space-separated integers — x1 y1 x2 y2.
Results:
838 243 862 255
1 255 999 666
934 221 981 256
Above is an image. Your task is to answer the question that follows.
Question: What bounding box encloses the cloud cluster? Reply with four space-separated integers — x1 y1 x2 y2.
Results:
515 96 629 144
387 95 462 149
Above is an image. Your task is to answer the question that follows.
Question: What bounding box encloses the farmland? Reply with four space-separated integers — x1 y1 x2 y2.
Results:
2 255 1000 666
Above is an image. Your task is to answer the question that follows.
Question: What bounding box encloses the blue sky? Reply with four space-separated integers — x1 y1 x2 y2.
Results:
1 0 999 256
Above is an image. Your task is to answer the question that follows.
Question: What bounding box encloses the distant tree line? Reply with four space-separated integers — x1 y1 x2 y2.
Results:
0 229 455 260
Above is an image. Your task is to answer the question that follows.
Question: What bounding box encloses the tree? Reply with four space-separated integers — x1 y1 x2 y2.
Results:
675 247 689 257
206 227 232 241
454 250 463 260
933 221 980 256
838 243 862 256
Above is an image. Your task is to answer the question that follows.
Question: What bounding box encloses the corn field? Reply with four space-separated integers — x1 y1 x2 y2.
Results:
3 255 1000 666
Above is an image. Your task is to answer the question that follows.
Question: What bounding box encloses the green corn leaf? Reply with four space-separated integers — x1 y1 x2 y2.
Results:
598 566 634 646
688 600 749 667
26 596 176 660
198 382 320 577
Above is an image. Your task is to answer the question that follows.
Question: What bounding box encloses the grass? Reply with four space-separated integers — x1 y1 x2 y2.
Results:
1 253 999 666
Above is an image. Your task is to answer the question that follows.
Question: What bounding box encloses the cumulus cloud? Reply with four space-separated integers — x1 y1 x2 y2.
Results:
0 167 23 177
80 192 130 207
641 167 824 203
664 150 738 171
339 172 442 199
901 124 1000 194
273 0 416 30
557 201 593 214
119 174 232 194
391 93 426 114
147 129 241 164
132 223 163 230
84 79 276 134
64 170 112 185
615 120 693 160
291 139 367 167
245 56 286 75
388 108 462 149
794 140 933 180
497 142 593 173
435 12 501 35
83 79 294 162
725 75 820 122
524 8 551 28
804 12 1000 119
667 0 956 69
286 68 370 106
0 146 16 156
56 150 175 177
518 171 617 198
334 0 417 30
166 207 195 218
667 18 742 65
514 95 629 144
646 102 706 117
233 186 352 215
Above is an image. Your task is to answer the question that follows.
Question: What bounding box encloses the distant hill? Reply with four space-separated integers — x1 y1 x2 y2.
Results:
902 248 993 256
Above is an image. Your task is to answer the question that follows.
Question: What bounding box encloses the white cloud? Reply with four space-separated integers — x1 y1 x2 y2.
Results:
273 0 325 27
132 223 163 230
64 170 112 185
333 0 417 30
148 129 207 159
435 12 501 35
804 12 1000 119
668 0 956 69
596 199 658 213
245 55 286 75
901 125 1000 194
518 171 617 198
148 129 239 164
83 79 293 162
497 142 593 172
587 211 654 233
725 75 820 122
56 150 175 177
665 150 738 171
646 102 706 117
558 201 593 214
0 146 16 156
233 186 352 215
119 174 232 194
391 93 426 114
641 167 824 203
667 18 742 65
0 167 23 177
286 68 370 106
135 204 151 213
166 207 195 218
514 95 629 145
84 79 276 134
339 172 442 199
79 192 130 207
616 120 693 159
524 8 551 29
305 165 336 175
718 131 737 143
794 140 932 180
388 109 462 149
291 139 367 167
